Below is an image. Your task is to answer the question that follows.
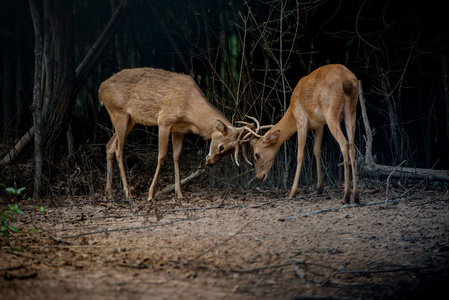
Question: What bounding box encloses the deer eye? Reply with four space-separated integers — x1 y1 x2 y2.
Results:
255 153 260 160
219 145 224 152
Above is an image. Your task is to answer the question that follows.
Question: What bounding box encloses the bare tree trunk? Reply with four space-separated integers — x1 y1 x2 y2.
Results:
28 0 44 199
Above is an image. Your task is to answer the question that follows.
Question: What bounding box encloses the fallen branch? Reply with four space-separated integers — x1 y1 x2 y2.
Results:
158 166 205 196
385 160 406 206
0 127 34 165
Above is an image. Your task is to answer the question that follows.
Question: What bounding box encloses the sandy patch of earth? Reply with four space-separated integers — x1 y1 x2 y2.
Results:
1 182 449 299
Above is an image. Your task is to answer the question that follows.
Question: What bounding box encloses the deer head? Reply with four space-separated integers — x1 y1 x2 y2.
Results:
207 120 241 165
207 119 258 166
251 129 281 182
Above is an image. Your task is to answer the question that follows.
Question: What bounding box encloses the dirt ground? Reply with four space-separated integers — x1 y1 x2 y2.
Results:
1 179 449 299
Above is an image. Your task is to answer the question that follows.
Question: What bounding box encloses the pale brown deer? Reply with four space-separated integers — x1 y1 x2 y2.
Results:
249 64 360 204
99 68 246 200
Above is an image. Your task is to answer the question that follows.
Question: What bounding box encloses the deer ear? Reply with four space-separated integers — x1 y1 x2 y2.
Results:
215 119 226 133
215 120 228 135
265 130 280 144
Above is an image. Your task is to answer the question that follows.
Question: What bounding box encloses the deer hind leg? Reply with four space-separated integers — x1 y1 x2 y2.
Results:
290 124 308 198
327 119 351 204
345 112 359 203
313 125 324 194
148 125 170 201
105 134 117 199
172 132 184 199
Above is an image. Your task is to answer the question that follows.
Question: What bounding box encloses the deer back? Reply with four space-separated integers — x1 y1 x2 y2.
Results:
99 68 230 138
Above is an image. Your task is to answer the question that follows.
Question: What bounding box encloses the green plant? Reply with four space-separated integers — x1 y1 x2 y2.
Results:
36 206 45 214
1 204 23 238
5 186 26 196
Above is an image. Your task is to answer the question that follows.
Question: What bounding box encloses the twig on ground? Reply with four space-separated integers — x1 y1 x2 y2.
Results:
287 257 306 282
47 233 79 245
189 221 251 263
3 272 38 280
341 265 428 274
117 262 150 269
166 204 247 212
279 198 410 221
62 218 198 239
385 160 406 207
250 196 307 208
411 198 448 206
167 196 305 212
231 263 290 273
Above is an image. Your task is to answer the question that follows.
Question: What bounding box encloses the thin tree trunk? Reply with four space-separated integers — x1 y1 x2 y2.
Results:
38 0 76 171
28 0 44 200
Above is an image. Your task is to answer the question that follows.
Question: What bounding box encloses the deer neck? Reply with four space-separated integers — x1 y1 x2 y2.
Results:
269 107 298 148
188 105 232 140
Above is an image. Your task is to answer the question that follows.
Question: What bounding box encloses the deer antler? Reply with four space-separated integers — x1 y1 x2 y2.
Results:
239 116 274 141
232 116 274 166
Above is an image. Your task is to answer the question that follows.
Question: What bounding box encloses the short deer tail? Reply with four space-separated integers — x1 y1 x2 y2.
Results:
342 80 353 95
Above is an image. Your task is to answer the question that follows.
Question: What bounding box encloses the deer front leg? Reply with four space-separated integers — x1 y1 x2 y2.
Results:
148 126 170 201
289 125 308 198
114 115 136 200
172 132 184 199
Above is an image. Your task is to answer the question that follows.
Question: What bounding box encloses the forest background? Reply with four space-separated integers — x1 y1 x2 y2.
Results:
0 0 448 200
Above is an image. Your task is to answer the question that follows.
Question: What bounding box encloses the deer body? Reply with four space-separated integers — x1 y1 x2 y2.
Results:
99 68 240 200
251 64 359 203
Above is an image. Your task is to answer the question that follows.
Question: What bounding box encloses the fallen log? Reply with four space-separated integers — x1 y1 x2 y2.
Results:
158 166 206 196
362 162 449 182
0 126 34 166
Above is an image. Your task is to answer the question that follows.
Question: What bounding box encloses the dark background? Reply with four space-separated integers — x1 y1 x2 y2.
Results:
1 0 448 197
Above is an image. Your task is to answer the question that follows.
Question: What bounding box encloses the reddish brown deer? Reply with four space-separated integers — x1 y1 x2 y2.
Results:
249 64 360 203
99 68 246 200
